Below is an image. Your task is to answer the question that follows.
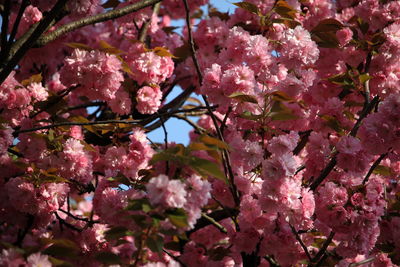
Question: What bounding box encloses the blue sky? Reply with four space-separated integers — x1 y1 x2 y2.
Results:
147 0 235 145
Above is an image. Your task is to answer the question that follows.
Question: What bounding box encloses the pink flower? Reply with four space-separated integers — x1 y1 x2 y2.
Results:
146 174 187 208
27 82 48 102
26 253 52 267
60 49 124 101
136 85 162 114
127 50 174 85
12 5 42 38
336 28 353 47
280 26 320 68
0 249 26 267
60 138 93 184
336 136 362 155
5 177 38 214
109 88 132 115
267 131 299 155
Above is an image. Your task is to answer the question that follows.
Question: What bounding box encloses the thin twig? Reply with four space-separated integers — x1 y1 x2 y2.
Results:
159 114 169 174
309 231 334 266
54 211 83 232
201 212 227 234
14 119 141 134
289 224 312 262
162 249 188 267
309 96 379 191
349 257 374 267
58 208 100 224
187 208 238 236
182 0 240 206
171 114 207 134
309 153 337 191
363 152 388 185
35 0 162 47
138 2 161 43
220 106 232 134
349 96 379 137
8 0 29 46
30 85 80 119
14 214 34 247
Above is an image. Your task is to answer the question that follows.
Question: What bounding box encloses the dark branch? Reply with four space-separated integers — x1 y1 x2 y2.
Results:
363 152 388 185
35 0 162 47
0 0 69 84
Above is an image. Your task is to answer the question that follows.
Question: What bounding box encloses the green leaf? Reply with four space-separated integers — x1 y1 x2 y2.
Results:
105 226 131 241
126 199 152 211
359 73 372 84
311 19 343 33
146 235 164 253
270 112 298 121
187 156 226 182
95 252 122 265
48 256 73 267
39 170 69 184
152 47 176 58
270 90 294 102
311 19 343 48
199 135 230 150
107 173 132 186
43 239 79 258
239 111 263 120
274 0 297 19
65 42 92 51
320 115 345 134
233 2 261 15
131 214 151 228
209 10 230 21
99 40 124 55
174 42 191 61
327 73 353 86
101 0 120 8
21 73 42 87
166 209 189 228
151 148 226 182
373 165 393 176
228 92 258 104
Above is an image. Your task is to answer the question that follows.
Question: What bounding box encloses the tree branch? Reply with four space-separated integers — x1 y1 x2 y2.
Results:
138 2 161 43
308 231 334 266
14 119 141 134
309 96 379 191
363 152 388 185
182 0 240 206
0 0 69 84
8 0 29 47
35 0 162 47
0 0 11 60
289 224 312 262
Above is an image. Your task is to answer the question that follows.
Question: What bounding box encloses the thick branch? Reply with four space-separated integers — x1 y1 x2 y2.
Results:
0 0 10 58
0 0 68 84
35 0 162 47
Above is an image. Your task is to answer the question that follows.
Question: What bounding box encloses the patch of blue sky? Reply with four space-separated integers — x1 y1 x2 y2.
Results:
148 0 236 145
